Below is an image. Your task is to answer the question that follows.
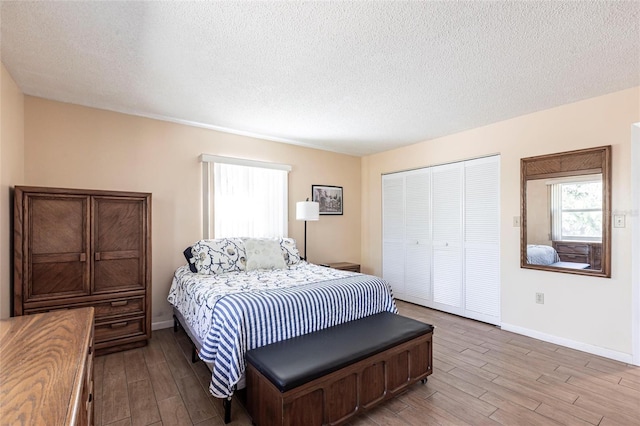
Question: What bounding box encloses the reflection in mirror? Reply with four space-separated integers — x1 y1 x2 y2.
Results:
521 146 611 277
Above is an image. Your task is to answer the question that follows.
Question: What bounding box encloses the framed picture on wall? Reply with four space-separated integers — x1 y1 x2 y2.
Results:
312 185 343 215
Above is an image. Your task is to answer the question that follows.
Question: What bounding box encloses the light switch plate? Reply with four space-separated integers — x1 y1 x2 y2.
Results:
513 216 521 227
614 215 625 228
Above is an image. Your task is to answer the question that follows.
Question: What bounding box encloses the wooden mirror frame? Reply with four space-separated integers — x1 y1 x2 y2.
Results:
520 145 611 277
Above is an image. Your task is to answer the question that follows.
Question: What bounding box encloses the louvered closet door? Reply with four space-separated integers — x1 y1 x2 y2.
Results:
432 162 464 314
465 156 501 324
382 175 405 297
404 170 431 303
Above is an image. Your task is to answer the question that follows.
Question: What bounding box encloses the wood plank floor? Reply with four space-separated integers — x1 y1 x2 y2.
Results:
96 301 640 425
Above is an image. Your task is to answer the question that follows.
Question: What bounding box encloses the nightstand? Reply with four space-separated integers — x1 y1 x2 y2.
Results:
325 262 361 273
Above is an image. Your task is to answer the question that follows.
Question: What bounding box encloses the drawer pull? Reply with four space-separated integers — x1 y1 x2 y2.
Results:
110 322 128 329
111 300 128 307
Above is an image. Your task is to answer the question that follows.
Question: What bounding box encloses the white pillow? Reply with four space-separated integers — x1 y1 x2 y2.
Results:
280 238 302 265
243 238 287 271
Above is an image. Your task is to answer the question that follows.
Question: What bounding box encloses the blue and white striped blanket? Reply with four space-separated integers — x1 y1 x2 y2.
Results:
195 273 397 398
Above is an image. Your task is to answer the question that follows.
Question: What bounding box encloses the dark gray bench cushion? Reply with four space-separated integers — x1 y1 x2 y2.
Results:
245 312 433 392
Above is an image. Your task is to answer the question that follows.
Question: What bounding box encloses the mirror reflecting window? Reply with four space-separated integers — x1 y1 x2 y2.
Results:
521 146 611 277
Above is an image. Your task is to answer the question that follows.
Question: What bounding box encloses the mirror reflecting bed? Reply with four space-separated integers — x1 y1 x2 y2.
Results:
520 146 611 277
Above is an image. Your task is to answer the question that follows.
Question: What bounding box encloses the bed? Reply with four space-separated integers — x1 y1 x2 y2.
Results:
166 237 398 403
526 244 561 265
526 244 590 269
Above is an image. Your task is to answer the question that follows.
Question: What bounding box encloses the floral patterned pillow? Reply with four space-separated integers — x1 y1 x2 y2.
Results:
190 238 247 274
243 238 287 271
280 237 302 265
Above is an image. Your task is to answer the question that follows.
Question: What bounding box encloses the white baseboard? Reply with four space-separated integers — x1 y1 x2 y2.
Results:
152 319 174 331
152 317 632 363
501 322 633 364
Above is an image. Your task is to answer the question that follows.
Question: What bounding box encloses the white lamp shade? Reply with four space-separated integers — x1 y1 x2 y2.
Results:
296 201 320 221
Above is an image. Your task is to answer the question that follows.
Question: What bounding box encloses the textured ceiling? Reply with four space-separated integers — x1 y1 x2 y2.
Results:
1 1 639 156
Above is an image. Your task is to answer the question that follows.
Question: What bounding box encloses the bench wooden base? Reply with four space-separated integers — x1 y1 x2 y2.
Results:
246 331 432 426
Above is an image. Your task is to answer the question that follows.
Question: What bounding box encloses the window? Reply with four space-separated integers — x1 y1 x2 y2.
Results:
550 176 602 242
200 155 291 239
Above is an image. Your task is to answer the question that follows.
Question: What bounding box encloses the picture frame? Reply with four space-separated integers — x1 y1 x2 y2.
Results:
312 185 343 215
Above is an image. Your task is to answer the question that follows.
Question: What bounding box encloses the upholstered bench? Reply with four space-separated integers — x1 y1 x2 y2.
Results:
245 312 434 426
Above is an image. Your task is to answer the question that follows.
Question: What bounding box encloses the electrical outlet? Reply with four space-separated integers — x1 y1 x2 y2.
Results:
536 292 544 304
513 216 521 227
614 215 625 228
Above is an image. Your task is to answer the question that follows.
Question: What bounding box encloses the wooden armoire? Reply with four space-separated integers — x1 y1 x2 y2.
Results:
14 186 151 355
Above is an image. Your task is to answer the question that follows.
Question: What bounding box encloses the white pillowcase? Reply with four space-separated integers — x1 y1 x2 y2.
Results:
243 238 287 271
280 237 302 265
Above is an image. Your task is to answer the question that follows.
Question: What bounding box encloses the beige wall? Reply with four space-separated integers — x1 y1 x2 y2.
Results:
22 97 361 326
0 64 25 319
362 87 640 358
6 68 639 359
526 179 551 245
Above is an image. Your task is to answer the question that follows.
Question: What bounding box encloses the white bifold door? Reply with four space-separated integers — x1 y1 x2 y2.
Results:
382 155 500 325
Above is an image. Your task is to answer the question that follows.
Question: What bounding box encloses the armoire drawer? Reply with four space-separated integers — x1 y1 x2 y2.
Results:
95 315 145 343
24 296 144 320
558 253 589 263
93 297 144 319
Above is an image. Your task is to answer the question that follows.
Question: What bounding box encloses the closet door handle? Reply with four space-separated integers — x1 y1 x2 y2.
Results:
95 252 101 261
79 253 87 262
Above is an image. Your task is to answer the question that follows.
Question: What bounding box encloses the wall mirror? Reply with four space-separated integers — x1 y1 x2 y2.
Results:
520 145 611 277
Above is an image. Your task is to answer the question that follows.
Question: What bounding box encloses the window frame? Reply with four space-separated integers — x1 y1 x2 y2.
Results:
200 154 291 239
549 175 603 243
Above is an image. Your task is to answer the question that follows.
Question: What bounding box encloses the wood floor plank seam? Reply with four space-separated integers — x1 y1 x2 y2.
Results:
94 301 640 426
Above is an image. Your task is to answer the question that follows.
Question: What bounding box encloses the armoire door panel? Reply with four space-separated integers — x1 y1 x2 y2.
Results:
29 197 88 254
94 198 144 251
25 195 90 301
93 197 146 293
30 262 88 299
94 259 143 293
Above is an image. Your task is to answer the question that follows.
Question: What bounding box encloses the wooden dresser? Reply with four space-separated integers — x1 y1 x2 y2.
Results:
0 307 95 425
14 186 151 355
552 241 602 270
325 262 361 273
